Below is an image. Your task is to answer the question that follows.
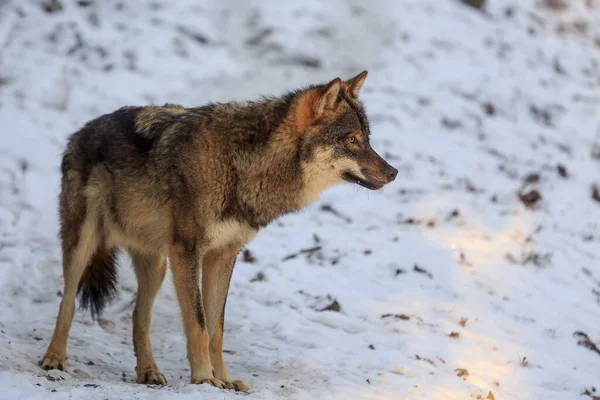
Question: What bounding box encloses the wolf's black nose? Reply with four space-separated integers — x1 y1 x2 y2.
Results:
386 165 398 182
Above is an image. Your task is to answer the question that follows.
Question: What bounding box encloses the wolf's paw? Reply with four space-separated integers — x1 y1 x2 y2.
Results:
192 377 226 389
136 366 167 385
223 379 250 392
40 354 65 371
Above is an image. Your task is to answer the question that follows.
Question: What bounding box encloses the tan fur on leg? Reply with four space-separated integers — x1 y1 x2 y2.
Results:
41 211 100 370
131 250 167 385
203 247 250 392
169 245 223 388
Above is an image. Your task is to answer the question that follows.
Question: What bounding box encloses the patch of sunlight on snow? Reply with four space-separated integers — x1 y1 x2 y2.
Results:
409 194 534 400
414 193 537 266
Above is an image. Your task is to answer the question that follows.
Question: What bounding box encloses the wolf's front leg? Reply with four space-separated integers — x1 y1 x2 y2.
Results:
202 247 250 392
169 244 224 389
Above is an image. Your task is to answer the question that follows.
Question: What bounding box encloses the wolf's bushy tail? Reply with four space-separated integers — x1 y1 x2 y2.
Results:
76 247 119 320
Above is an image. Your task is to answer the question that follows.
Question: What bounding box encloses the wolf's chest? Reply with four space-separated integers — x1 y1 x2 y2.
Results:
205 220 258 250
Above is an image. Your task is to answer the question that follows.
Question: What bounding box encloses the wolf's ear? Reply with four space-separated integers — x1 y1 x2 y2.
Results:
294 78 341 133
314 78 342 117
343 70 368 98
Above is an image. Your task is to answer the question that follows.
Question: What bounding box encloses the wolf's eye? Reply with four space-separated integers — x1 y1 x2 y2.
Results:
347 136 356 144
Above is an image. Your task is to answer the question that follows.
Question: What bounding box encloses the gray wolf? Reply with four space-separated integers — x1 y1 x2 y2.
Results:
40 71 397 391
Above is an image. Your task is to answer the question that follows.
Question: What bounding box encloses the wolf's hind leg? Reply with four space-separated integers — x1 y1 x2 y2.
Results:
130 250 167 385
202 247 250 392
41 210 100 371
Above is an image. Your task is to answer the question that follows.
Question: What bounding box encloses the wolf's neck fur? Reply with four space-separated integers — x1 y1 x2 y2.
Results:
213 92 315 228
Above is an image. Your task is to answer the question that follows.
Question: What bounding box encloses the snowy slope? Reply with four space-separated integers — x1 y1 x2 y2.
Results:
2 0 600 399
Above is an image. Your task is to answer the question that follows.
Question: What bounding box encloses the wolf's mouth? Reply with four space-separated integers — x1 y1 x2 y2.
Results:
342 172 385 190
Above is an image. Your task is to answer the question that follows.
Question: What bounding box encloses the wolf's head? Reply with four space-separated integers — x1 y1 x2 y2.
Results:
290 71 397 203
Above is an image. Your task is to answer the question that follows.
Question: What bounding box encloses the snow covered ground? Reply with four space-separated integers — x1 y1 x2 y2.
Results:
2 0 600 398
